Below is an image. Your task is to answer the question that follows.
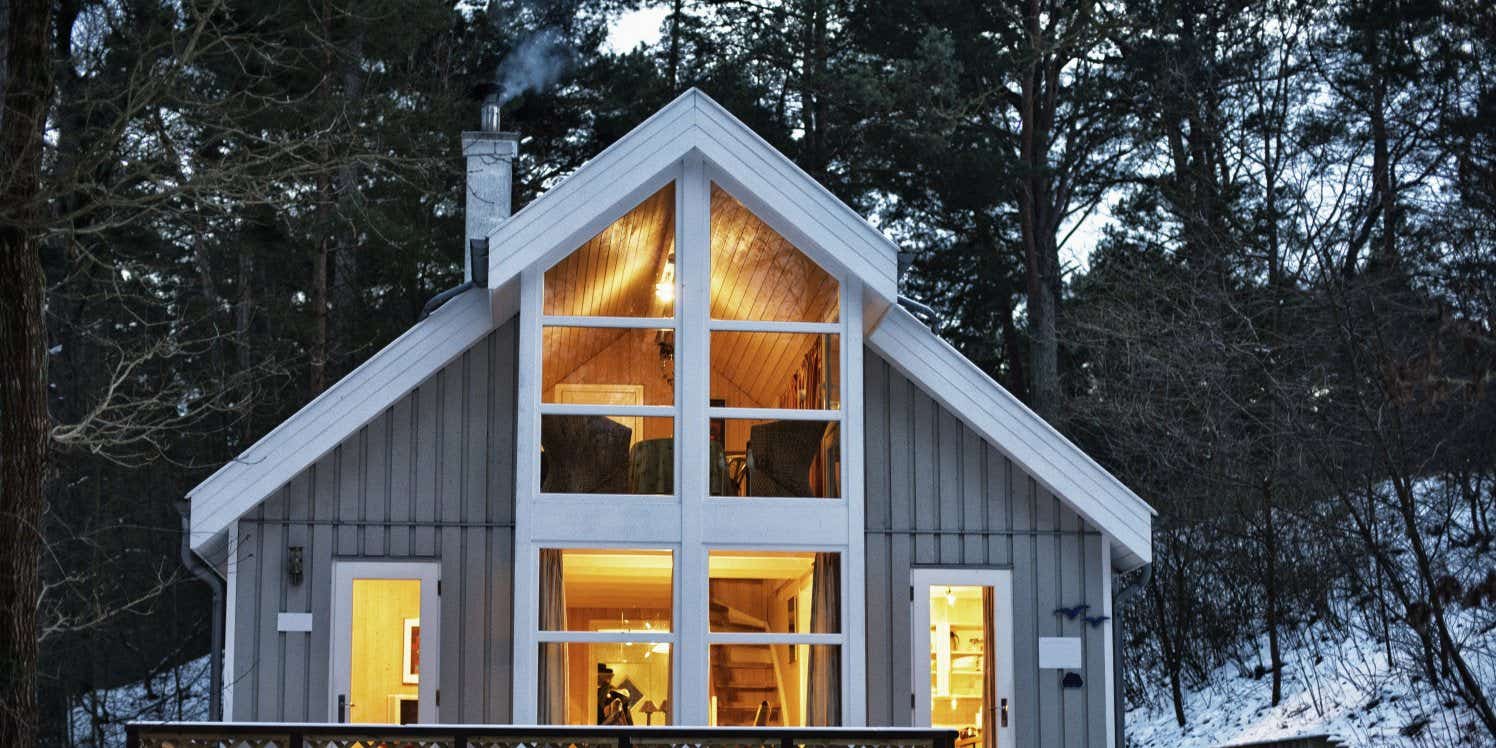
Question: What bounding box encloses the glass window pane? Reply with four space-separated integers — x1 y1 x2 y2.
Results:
710 332 838 410
539 642 672 726
544 327 675 406
710 184 838 322
541 415 675 494
540 549 673 632
545 183 676 317
708 551 839 634
709 419 839 498
709 644 840 726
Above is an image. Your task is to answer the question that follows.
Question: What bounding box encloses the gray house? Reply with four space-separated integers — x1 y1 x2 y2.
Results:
181 89 1153 748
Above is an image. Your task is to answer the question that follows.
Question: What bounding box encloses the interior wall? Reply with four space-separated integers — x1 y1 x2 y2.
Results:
863 350 1113 748
231 318 518 723
349 579 421 723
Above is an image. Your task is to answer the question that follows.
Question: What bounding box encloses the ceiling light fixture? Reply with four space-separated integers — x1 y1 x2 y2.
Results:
655 253 675 303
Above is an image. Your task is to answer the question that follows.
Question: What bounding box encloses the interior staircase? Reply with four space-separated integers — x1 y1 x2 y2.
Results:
710 600 783 726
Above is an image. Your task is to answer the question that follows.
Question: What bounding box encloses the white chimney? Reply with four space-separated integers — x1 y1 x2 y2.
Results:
461 94 519 283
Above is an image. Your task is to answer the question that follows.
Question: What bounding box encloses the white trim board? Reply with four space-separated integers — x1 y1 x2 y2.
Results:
867 305 1155 569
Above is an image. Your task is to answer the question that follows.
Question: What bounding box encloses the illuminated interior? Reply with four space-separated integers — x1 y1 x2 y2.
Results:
538 182 842 498
348 579 422 724
929 586 992 746
707 551 840 726
538 549 674 726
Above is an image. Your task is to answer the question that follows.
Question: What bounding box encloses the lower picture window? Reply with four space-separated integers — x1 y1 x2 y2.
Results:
537 548 675 725
539 642 673 726
707 550 843 726
709 644 840 726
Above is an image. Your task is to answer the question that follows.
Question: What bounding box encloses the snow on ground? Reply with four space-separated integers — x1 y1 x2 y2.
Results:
1127 621 1485 747
1128 479 1494 748
68 655 209 747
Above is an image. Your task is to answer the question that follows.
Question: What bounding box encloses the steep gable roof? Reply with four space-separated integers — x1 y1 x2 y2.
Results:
188 89 1152 569
482 89 900 302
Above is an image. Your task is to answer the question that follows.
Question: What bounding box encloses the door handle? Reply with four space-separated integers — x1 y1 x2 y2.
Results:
337 693 348 723
1000 697 1008 727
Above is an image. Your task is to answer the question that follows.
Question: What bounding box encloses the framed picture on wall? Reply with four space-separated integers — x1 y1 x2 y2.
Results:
402 617 421 685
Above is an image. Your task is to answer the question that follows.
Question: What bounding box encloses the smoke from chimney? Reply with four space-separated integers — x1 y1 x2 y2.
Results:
495 29 571 106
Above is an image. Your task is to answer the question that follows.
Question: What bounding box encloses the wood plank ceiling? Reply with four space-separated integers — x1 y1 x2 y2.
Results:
541 182 840 410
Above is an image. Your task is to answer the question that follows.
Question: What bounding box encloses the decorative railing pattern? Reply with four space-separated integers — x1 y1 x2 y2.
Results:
125 724 958 748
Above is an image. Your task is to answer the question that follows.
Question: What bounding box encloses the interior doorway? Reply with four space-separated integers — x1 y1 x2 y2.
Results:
911 569 1014 748
330 561 441 724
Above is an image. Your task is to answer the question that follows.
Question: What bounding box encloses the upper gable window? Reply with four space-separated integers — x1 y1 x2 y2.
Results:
545 183 676 318
709 185 838 322
540 183 678 496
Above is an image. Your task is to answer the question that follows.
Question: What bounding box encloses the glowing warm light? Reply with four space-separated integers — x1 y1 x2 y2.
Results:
946 586 956 606
655 255 675 302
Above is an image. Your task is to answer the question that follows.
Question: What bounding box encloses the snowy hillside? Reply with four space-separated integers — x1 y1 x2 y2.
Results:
1126 620 1489 747
1127 478 1495 748
67 655 208 747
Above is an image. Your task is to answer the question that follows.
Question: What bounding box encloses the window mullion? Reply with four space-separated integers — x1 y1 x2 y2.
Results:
677 154 712 726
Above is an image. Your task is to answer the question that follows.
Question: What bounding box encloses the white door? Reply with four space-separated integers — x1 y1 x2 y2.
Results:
330 561 441 724
912 569 1015 748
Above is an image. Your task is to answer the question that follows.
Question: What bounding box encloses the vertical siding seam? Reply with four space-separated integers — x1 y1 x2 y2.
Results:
433 368 442 556
358 427 368 561
484 527 494 720
1030 476 1041 743
385 406 394 555
1005 458 1014 566
485 332 497 718
278 475 293 719
302 475 314 717
250 519 262 718
975 430 987 562
408 387 419 554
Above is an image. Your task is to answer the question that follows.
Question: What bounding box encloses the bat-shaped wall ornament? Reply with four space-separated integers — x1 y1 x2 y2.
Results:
1053 604 1089 620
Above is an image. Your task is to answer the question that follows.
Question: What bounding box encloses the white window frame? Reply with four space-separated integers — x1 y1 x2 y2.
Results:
513 152 866 726
704 545 850 727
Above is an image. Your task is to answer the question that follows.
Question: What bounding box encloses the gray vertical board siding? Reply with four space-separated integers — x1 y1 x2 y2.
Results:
864 350 1114 747
228 319 519 724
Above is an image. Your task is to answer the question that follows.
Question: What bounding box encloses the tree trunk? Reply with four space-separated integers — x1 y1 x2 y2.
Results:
1150 569 1188 727
667 0 682 91
1016 0 1061 422
0 2 54 742
310 234 329 394
1262 479 1283 706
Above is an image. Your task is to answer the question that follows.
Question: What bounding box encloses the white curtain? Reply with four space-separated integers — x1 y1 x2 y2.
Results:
538 549 568 724
806 552 841 725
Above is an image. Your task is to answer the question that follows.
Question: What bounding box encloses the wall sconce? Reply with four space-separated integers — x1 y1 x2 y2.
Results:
1061 671 1084 689
287 546 304 585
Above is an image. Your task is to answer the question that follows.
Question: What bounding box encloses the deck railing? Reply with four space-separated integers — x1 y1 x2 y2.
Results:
124 723 960 748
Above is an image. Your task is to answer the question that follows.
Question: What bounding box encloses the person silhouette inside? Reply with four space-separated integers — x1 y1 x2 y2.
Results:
596 664 634 725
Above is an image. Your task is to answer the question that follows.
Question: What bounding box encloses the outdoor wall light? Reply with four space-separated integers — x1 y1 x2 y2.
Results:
287 545 304 585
